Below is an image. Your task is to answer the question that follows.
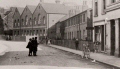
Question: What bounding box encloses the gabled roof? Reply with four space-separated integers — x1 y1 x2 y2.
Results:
27 5 36 13
39 3 72 14
17 7 24 15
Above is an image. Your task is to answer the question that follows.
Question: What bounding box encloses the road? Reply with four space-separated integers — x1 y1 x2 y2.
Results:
0 41 115 69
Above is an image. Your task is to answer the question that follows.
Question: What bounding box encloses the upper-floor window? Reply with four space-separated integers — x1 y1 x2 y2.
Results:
83 14 86 22
80 15 82 24
69 20 71 26
102 0 106 14
14 20 16 27
34 17 36 25
29 18 32 25
43 16 45 24
25 15 28 25
22 19 24 26
103 0 106 10
94 1 98 16
18 19 19 26
111 0 116 3
38 14 41 24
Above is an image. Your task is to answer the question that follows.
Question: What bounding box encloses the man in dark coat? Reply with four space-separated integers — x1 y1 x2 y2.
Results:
26 38 33 56
33 37 38 56
75 39 79 50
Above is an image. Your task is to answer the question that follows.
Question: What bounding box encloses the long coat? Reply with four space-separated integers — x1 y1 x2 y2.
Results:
32 40 38 51
26 41 32 49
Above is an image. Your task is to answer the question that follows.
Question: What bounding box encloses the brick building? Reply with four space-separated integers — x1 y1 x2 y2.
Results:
65 9 93 41
13 7 24 36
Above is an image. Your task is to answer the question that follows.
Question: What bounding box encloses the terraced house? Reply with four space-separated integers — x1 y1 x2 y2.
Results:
20 5 36 36
65 8 93 41
93 0 120 57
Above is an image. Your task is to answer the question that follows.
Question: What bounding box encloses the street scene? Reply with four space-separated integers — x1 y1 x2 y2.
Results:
0 0 120 69
0 41 114 69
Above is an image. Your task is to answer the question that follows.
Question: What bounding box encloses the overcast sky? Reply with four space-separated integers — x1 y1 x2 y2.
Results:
0 0 92 9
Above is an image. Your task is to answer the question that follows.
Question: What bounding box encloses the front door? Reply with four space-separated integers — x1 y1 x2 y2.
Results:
101 25 104 51
110 20 115 56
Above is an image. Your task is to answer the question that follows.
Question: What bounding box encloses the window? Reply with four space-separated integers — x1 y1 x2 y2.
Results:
29 18 31 25
80 15 82 23
18 19 19 26
34 17 36 25
14 20 16 27
94 1 98 16
83 14 85 22
43 16 45 24
111 0 116 3
103 0 106 10
102 0 106 14
36 30 38 35
38 14 41 24
25 15 28 25
83 30 85 40
22 19 24 26
68 19 71 24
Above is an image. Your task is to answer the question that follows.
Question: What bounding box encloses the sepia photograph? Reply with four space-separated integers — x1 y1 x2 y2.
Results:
0 0 119 69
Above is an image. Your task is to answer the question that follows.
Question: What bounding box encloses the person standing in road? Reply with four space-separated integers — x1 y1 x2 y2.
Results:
75 39 79 50
26 38 33 56
33 37 38 56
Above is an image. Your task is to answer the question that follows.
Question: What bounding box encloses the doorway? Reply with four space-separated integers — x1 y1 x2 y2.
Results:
110 20 115 56
101 25 104 51
118 19 120 57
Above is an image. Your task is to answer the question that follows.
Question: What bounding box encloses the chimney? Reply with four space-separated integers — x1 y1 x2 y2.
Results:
55 0 60 4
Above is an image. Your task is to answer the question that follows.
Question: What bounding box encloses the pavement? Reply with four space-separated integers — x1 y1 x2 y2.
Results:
0 41 9 56
48 44 120 68
0 66 93 69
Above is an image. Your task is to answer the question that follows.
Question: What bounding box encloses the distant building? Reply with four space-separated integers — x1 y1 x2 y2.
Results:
3 7 16 35
13 7 24 36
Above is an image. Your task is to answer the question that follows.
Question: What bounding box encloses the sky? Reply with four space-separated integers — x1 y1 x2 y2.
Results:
0 0 92 9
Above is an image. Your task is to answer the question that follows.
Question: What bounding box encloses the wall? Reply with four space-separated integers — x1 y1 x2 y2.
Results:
48 14 66 28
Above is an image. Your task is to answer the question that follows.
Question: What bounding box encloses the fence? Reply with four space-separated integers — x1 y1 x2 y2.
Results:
51 40 94 51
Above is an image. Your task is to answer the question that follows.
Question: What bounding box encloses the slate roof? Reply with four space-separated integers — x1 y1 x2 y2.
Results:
59 15 69 22
40 3 72 14
27 5 36 13
17 7 24 15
